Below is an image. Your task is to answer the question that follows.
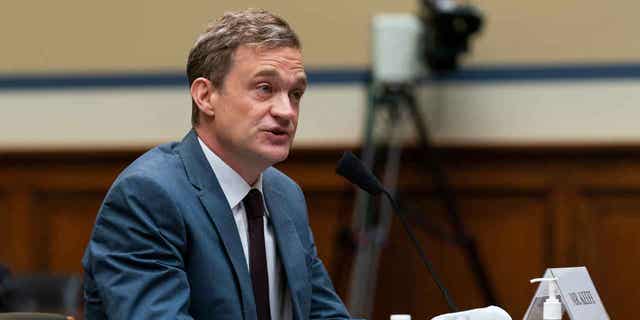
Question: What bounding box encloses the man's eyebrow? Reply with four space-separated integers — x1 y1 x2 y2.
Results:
252 69 308 88
252 69 279 79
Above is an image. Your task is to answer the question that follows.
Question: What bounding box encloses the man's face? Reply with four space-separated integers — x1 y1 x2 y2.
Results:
206 45 306 174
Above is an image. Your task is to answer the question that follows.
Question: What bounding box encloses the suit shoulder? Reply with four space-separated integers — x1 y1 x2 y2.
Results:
264 167 301 192
114 141 184 188
95 142 188 235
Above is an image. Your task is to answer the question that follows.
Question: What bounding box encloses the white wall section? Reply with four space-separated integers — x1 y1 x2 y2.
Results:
2 79 640 150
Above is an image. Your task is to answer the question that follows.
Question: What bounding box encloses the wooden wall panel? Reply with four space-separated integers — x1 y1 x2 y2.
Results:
373 192 548 319
33 191 105 273
2 146 640 319
450 193 547 316
579 191 640 319
0 191 8 264
0 151 136 273
2 190 37 272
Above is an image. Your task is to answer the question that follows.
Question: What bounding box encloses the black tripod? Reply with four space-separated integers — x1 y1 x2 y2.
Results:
346 83 498 318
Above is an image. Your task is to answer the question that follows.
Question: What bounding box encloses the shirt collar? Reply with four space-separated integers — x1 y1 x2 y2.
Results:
198 137 264 210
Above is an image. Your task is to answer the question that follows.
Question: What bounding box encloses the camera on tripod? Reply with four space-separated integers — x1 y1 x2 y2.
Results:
421 0 483 73
372 0 483 84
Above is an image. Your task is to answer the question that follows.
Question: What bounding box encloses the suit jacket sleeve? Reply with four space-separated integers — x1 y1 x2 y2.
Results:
83 174 193 320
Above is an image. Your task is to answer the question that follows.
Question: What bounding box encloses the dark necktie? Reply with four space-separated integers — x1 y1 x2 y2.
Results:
243 189 271 320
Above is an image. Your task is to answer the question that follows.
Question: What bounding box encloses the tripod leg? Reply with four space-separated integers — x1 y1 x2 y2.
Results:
404 91 498 306
347 85 384 317
347 87 407 318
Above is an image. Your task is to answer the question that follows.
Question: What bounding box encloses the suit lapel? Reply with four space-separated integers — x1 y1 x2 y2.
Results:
263 178 310 320
177 130 256 320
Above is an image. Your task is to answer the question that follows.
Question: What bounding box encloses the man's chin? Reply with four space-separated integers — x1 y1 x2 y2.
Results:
256 146 291 166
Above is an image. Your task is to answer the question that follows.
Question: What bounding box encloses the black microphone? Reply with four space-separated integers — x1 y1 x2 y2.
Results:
336 152 385 195
336 151 459 312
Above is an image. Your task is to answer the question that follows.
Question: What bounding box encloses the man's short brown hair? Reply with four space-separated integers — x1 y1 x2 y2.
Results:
186 9 301 126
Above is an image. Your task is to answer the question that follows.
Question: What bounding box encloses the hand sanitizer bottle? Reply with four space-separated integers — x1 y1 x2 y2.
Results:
530 277 562 320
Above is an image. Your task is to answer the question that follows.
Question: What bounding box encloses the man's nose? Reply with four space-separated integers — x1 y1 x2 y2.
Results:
271 93 297 121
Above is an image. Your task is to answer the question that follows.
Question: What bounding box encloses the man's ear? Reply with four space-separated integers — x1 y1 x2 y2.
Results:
190 77 218 117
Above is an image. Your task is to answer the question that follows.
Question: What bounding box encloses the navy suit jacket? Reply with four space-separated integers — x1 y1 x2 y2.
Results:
82 130 350 320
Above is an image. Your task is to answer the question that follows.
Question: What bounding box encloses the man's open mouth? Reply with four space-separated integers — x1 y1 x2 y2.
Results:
267 128 289 136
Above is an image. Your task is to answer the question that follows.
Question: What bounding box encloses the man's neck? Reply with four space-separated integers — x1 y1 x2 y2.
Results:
195 127 264 185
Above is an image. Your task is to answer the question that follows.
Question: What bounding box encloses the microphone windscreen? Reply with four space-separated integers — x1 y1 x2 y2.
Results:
336 151 384 195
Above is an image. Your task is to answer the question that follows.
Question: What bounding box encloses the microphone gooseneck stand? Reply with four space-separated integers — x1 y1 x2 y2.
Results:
336 151 458 312
344 84 498 319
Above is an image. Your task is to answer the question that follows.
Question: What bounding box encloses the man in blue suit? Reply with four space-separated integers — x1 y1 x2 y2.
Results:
82 9 350 320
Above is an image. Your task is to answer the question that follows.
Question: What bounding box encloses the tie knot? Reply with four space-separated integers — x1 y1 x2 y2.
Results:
243 189 264 220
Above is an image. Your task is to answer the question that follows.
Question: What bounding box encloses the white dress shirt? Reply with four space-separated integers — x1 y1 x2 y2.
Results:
198 138 292 320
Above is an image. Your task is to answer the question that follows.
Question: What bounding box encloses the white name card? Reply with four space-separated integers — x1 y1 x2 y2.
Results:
523 267 609 320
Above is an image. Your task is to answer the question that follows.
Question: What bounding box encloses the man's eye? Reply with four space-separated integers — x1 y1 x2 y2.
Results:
290 90 304 102
256 84 273 94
